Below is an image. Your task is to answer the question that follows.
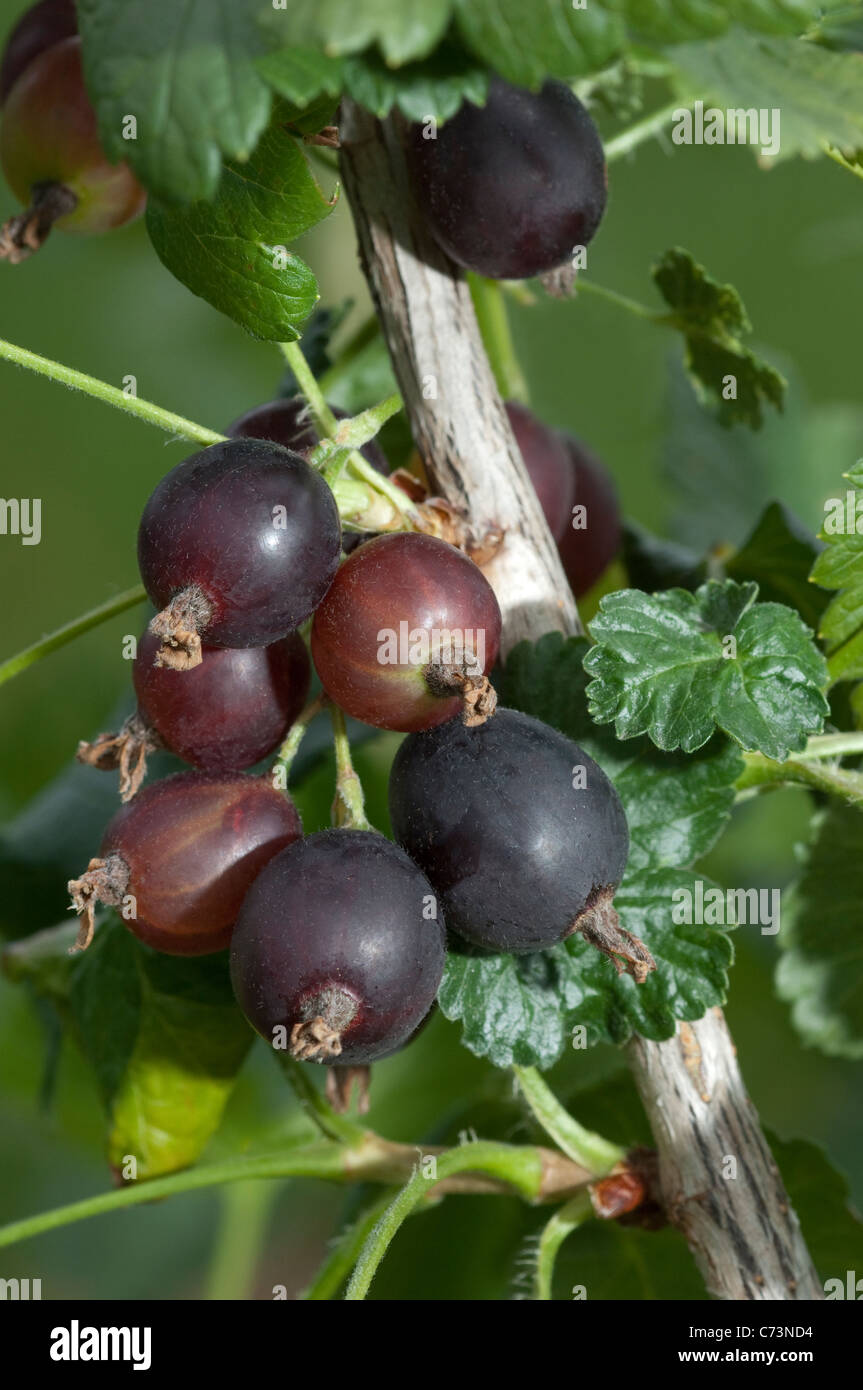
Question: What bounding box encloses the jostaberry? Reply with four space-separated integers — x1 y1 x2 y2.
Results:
0 36 145 261
388 707 652 976
406 77 607 281
68 771 302 955
557 432 621 597
137 437 341 670
227 396 390 553
506 403 621 597
230 829 446 1065
77 629 310 799
310 532 502 732
506 400 574 541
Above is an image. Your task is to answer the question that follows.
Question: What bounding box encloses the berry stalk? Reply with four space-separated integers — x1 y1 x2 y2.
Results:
532 1192 593 1300
270 692 328 788
0 1134 593 1254
513 1066 625 1176
344 1142 547 1300
0 335 226 444
329 705 371 831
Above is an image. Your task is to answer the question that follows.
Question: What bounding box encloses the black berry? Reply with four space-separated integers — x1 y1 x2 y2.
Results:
506 402 621 596
230 829 446 1065
227 396 391 553
406 77 607 280
389 708 650 975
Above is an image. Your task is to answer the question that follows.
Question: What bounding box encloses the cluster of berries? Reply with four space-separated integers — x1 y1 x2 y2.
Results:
3 4 638 1077
68 403 637 1078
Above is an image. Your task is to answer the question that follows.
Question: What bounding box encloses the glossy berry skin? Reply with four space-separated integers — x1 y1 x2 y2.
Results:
389 708 629 954
227 397 390 554
133 628 310 772
311 532 502 732
137 437 341 648
0 0 77 104
407 77 607 280
557 433 622 597
0 37 145 234
230 829 446 1065
100 771 302 955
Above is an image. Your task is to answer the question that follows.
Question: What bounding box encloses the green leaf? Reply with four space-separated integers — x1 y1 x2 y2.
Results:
811 460 863 686
776 805 863 1060
626 0 818 43
614 740 743 873
670 31 863 161
2 921 81 1007
342 46 489 122
454 0 625 86
495 632 615 765
565 866 734 1045
255 46 343 107
438 635 741 1068
585 580 829 759
77 0 271 204
653 248 786 428
498 633 743 868
553 1213 707 1300
440 866 734 1064
439 947 583 1069
146 118 333 340
69 918 253 1178
815 6 863 54
726 501 827 629
260 0 453 65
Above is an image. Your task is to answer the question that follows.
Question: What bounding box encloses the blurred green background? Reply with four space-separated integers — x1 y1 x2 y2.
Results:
0 0 861 1299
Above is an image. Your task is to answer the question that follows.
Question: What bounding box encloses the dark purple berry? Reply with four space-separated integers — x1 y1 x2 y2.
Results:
388 708 649 976
228 397 390 554
137 437 341 669
557 433 621 597
230 829 446 1065
505 403 621 597
133 629 309 773
406 77 607 280
506 400 574 541
68 771 302 956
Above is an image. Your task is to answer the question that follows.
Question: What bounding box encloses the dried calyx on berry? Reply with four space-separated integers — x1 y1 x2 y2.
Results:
67 771 301 954
311 532 502 733
137 438 341 671
76 630 310 799
230 829 446 1069
0 31 145 262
